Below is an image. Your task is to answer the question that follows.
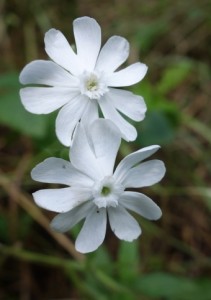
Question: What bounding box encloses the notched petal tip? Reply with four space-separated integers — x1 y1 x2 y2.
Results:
107 62 148 87
121 125 137 142
135 62 148 82
141 145 161 153
50 220 65 233
140 97 147 114
153 206 162 220
158 160 166 179
19 88 35 114
109 35 130 56
73 16 99 26
44 28 60 43
141 63 148 72
19 61 33 85
19 60 41 85
44 28 71 52
122 192 163 221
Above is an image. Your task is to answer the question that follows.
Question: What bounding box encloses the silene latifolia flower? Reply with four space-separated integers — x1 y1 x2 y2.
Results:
19 16 147 146
31 119 166 253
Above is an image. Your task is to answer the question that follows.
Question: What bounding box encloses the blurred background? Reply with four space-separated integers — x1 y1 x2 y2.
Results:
0 0 211 299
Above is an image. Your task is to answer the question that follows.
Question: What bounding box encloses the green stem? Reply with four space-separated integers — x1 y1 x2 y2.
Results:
95 268 133 294
0 243 83 271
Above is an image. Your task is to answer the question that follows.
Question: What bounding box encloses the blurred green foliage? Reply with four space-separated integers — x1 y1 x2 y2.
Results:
0 72 48 137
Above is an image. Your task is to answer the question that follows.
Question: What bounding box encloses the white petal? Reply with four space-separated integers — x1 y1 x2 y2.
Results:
114 145 160 183
55 95 89 146
33 187 92 213
31 157 93 187
44 29 82 76
50 201 93 232
80 99 99 127
99 94 137 141
122 160 166 188
71 123 104 180
20 87 78 114
19 60 78 87
75 207 107 253
96 36 129 73
73 17 101 71
121 191 162 220
89 119 121 176
110 88 146 121
107 62 148 87
108 205 141 241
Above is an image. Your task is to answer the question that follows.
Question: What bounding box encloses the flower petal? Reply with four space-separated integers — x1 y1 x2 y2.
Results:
108 205 141 241
75 207 107 253
96 36 129 73
89 119 121 176
71 122 104 180
73 17 101 71
107 62 148 87
55 95 89 146
114 145 160 183
122 160 166 188
121 191 162 220
31 157 93 187
20 87 78 114
44 29 82 76
110 88 146 121
80 99 99 127
99 94 137 141
33 187 92 213
19 60 78 87
50 201 93 232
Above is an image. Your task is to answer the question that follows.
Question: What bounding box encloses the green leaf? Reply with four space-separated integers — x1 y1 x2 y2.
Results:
135 20 168 53
135 272 211 300
135 272 197 300
89 246 112 273
117 241 140 284
0 72 49 138
194 279 211 300
157 59 193 94
132 82 181 126
137 110 175 146
132 81 155 109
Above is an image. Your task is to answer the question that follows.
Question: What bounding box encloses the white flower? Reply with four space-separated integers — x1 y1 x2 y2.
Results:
19 16 147 146
31 119 165 253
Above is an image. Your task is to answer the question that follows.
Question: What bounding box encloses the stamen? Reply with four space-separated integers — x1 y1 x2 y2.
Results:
92 176 124 208
86 76 98 91
79 71 109 100
101 186 111 196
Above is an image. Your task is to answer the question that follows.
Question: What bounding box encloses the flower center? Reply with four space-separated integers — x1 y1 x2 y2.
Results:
92 176 124 208
86 76 98 91
101 186 111 196
79 71 109 100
